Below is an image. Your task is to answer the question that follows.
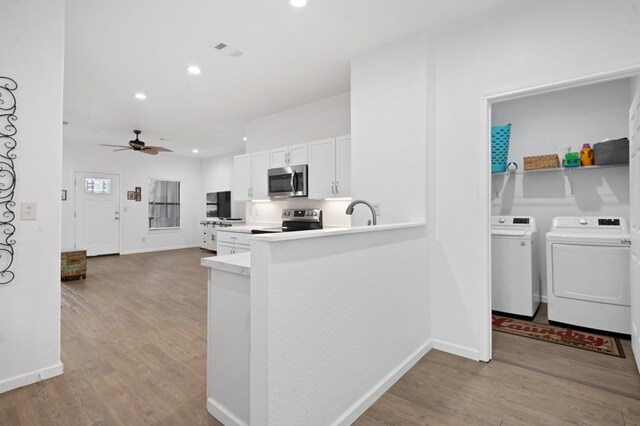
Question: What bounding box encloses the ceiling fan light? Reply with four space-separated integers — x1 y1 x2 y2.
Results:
290 0 307 7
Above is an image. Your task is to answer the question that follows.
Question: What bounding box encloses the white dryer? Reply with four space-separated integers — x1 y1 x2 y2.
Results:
492 216 539 317
546 217 631 334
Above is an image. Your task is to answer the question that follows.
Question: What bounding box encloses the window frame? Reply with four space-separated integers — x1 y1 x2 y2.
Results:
148 178 181 230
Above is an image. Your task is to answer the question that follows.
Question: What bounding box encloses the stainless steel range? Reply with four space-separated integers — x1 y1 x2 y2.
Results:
251 208 322 234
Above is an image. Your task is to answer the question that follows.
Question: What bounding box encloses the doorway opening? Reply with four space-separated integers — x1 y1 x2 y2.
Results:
482 66 640 388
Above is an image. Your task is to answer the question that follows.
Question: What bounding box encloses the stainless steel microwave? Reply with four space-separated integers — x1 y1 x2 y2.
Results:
268 165 308 198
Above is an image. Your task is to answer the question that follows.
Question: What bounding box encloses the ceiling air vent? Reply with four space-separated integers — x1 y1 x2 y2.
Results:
212 42 244 58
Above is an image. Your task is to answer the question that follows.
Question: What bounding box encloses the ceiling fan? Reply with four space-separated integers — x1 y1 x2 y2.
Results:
100 130 172 155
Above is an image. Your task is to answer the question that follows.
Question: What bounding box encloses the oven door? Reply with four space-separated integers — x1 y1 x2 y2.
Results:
268 165 308 198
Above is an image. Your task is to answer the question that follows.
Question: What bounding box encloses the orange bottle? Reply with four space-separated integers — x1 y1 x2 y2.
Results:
580 143 594 166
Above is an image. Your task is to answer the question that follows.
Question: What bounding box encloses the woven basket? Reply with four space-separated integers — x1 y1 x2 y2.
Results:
523 154 559 171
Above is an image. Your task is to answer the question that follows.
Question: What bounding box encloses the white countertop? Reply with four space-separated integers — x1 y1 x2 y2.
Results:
217 223 278 234
201 223 426 276
250 222 426 242
201 252 251 276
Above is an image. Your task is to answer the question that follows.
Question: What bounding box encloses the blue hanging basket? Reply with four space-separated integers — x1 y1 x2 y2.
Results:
491 124 511 173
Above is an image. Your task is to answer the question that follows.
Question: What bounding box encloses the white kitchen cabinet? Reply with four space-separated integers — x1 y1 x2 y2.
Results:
200 222 218 251
335 136 351 197
308 136 351 199
270 143 308 168
218 230 251 254
234 150 270 201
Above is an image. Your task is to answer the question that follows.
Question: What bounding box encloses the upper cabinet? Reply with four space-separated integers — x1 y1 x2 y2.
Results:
233 150 270 201
308 136 351 199
270 143 308 168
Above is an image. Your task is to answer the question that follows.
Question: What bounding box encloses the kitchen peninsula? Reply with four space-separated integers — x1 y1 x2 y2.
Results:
201 222 428 426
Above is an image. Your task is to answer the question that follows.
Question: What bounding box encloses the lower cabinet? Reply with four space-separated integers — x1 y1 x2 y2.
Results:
217 231 251 255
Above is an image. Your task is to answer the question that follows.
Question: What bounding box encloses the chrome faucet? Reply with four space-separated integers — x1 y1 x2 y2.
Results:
345 200 377 226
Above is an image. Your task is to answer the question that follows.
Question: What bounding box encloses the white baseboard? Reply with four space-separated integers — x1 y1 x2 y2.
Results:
0 362 64 394
535 295 548 303
120 244 200 255
431 339 480 361
207 397 248 426
332 339 433 426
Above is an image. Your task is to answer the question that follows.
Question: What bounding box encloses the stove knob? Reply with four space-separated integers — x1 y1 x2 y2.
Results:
498 218 505 223
579 218 588 225
313 211 318 216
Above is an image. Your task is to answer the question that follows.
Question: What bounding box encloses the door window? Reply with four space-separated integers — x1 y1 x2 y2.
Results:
84 178 111 194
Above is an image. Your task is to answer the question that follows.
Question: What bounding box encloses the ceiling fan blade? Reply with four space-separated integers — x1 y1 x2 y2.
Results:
146 146 172 152
113 148 131 152
141 148 159 155
100 144 130 148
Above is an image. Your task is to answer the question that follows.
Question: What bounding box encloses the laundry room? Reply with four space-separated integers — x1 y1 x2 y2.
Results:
489 74 640 383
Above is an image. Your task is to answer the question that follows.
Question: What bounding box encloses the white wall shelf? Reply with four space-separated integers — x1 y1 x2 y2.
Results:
492 163 629 197
492 163 628 176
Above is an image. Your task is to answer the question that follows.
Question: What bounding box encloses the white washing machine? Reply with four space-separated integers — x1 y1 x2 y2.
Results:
546 217 631 334
492 216 539 317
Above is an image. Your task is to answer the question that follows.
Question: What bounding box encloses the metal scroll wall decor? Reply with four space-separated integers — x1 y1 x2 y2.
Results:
0 77 17 285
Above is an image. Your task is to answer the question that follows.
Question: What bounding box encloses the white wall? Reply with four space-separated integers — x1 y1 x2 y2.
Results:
62 142 203 254
351 33 429 225
492 79 631 299
242 92 353 226
245 92 350 153
0 0 65 393
430 0 640 359
632 76 640 101
250 225 430 425
202 152 245 219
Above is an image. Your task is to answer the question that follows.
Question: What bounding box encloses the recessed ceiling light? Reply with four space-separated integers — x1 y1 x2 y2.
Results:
243 137 247 141
290 0 307 7
192 149 199 153
188 65 201 75
134 93 147 100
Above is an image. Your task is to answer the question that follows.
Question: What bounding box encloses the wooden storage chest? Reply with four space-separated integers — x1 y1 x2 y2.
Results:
61 250 87 281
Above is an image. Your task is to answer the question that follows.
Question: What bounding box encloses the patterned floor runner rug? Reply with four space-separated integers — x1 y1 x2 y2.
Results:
492 315 625 358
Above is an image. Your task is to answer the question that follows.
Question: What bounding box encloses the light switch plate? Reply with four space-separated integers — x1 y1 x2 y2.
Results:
21 202 37 220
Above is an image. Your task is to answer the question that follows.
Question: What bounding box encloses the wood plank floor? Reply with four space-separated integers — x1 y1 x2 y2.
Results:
0 248 222 426
358 305 640 426
0 248 639 425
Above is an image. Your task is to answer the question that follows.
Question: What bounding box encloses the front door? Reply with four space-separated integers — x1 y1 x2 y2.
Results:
74 171 120 256
629 82 640 371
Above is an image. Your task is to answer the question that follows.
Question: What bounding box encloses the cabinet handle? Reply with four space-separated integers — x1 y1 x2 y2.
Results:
335 181 339 195
248 188 250 198
286 152 289 164
331 182 335 195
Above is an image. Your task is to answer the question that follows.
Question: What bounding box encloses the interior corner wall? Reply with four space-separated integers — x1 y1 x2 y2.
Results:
430 0 640 359
632 76 640 100
202 152 245 219
0 0 65 393
350 33 428 225
62 142 203 254
244 92 350 153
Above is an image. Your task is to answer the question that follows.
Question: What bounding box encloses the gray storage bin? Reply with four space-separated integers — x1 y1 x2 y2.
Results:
593 138 629 165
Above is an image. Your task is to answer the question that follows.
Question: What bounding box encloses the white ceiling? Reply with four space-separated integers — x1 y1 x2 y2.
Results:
63 0 513 158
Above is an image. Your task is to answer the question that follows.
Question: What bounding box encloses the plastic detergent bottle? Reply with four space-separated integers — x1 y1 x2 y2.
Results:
580 143 594 166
